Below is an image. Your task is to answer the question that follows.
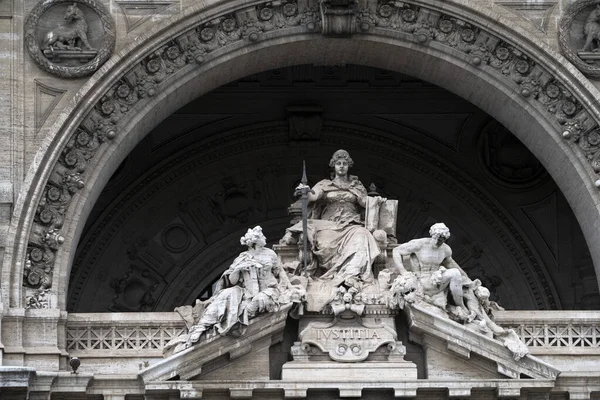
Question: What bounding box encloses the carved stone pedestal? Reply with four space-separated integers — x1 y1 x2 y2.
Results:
282 307 418 381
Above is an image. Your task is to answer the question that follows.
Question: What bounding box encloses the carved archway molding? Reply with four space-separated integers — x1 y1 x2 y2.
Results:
7 0 600 310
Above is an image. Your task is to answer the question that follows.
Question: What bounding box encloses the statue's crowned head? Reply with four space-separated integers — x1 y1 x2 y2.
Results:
429 223 451 242
240 226 266 248
329 149 354 168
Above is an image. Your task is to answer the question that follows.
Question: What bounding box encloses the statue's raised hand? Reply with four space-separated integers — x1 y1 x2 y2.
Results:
294 183 311 196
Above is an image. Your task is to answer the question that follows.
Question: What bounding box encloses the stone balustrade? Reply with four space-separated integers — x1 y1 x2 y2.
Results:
67 312 186 356
66 311 600 358
494 311 600 355
61 310 600 391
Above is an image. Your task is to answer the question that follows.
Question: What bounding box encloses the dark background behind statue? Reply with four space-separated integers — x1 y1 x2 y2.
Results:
67 64 598 313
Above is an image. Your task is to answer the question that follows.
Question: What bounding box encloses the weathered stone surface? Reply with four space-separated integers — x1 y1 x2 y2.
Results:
1 0 600 399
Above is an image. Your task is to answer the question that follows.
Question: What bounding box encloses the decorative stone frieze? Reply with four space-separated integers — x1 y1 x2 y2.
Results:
24 0 116 78
26 0 600 294
559 0 600 79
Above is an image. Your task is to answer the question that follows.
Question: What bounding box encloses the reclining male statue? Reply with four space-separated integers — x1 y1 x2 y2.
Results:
389 223 529 360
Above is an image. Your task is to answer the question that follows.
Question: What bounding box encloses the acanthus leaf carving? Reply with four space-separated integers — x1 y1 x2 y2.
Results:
25 288 51 309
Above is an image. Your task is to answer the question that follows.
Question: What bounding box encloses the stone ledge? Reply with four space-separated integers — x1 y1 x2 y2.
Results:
67 312 186 326
0 367 35 388
281 361 417 381
495 310 600 324
144 378 557 398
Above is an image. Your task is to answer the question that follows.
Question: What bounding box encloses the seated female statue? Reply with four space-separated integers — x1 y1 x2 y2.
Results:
282 149 385 289
165 226 294 353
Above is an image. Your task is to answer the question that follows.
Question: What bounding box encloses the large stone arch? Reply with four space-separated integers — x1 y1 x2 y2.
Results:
6 0 600 311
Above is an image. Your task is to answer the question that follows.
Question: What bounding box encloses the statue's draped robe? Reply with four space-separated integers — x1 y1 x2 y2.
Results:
165 250 280 352
289 177 380 285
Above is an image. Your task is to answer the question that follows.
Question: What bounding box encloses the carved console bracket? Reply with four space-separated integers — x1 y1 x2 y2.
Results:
320 0 358 36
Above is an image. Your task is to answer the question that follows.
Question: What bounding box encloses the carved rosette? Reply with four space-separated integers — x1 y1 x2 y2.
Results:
25 0 116 78
558 0 600 78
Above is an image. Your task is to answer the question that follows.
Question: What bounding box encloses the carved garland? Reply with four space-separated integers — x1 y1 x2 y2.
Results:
25 0 598 299
67 124 557 311
24 0 116 78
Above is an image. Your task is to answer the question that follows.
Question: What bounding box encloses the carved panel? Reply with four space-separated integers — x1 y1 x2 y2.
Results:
24 0 116 78
497 2 557 33
109 265 161 312
67 323 186 353
34 79 66 133
116 0 178 33
507 323 600 350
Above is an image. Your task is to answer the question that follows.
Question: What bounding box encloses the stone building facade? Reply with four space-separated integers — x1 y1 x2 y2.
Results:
0 0 600 398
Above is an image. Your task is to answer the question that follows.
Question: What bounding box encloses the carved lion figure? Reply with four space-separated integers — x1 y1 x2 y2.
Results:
581 4 600 52
43 3 94 51
389 271 423 309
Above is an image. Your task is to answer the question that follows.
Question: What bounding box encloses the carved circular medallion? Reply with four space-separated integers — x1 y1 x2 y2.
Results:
24 0 115 78
558 0 600 78
161 224 191 254
477 120 548 189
